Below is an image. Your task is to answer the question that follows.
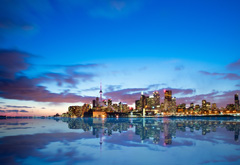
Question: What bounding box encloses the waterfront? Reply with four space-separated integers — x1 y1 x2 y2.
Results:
0 117 240 165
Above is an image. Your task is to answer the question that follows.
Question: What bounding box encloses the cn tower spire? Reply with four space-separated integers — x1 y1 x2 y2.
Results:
100 81 103 102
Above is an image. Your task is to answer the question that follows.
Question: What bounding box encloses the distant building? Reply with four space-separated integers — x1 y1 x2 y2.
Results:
153 91 160 107
92 99 96 108
235 94 239 111
164 90 173 112
164 90 172 102
108 99 112 106
140 92 147 109
135 100 141 110
202 100 207 111
212 103 217 110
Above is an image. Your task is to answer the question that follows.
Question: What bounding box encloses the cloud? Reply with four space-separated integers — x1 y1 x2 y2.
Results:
104 88 148 104
0 110 5 112
5 105 33 108
222 73 240 80
0 49 96 103
6 110 19 113
0 76 95 103
105 85 122 92
199 71 240 80
0 49 31 79
19 110 28 113
45 64 101 69
166 88 196 95
175 65 185 71
3 109 29 113
227 59 240 70
40 71 95 87
199 71 224 76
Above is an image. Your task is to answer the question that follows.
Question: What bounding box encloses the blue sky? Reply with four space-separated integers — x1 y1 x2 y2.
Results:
0 0 240 116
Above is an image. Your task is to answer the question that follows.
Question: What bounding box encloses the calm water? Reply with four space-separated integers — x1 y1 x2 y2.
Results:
0 117 240 165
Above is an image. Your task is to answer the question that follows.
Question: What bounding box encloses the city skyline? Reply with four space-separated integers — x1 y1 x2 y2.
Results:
0 0 240 116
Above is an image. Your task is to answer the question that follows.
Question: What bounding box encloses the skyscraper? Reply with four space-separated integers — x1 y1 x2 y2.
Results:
140 92 147 109
153 91 160 107
164 90 172 101
164 90 172 111
202 100 206 110
235 94 239 111
108 99 112 106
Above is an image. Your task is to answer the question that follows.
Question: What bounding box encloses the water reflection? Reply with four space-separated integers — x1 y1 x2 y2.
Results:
0 118 240 164
61 118 240 145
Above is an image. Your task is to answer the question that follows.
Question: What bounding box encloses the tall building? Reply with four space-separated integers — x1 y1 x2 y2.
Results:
108 99 112 106
235 94 239 111
135 100 141 110
103 99 107 105
202 100 206 111
164 90 172 101
140 92 147 109
212 103 217 110
147 96 155 109
153 91 160 107
96 97 99 107
164 90 172 111
92 99 96 108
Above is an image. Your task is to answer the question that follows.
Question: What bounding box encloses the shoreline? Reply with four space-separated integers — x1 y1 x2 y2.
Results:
1 114 240 119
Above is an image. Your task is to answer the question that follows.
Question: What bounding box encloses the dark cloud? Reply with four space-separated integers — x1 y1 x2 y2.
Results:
5 127 33 130
19 110 28 113
227 59 240 70
0 110 5 112
45 64 101 69
0 50 31 79
6 110 19 113
5 105 33 108
0 49 96 103
199 71 240 80
40 71 95 87
222 73 240 80
0 76 94 103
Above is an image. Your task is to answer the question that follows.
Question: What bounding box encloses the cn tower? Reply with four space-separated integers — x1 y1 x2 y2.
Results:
100 81 103 102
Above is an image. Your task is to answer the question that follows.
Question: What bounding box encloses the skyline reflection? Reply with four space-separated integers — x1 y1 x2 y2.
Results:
61 117 240 145
0 118 240 164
